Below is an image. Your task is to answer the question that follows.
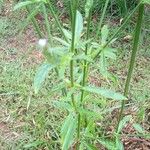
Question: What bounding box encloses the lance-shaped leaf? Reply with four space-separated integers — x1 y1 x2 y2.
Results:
75 11 83 42
61 114 77 150
62 28 72 40
116 137 124 150
133 123 145 134
34 63 55 94
98 139 116 150
85 0 93 18
14 1 35 10
82 86 127 100
117 115 132 134
101 25 109 45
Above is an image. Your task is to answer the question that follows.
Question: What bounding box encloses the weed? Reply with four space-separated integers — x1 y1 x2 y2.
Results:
1 0 149 149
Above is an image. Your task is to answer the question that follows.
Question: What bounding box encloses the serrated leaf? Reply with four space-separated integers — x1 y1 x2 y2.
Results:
14 1 34 10
133 123 145 134
34 63 55 94
61 115 77 150
82 86 127 100
75 11 83 42
117 115 132 134
101 25 109 45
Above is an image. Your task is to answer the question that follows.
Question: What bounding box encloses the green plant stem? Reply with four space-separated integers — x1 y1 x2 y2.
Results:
117 3 144 130
26 6 43 38
47 1 68 42
70 0 78 108
42 3 52 44
80 10 92 103
69 0 79 148
96 0 110 38
77 9 92 149
93 2 141 60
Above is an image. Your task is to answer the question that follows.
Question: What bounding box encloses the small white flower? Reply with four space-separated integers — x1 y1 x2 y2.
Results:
38 39 47 48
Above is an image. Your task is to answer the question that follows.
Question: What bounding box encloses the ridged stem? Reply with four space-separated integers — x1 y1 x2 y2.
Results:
117 3 144 130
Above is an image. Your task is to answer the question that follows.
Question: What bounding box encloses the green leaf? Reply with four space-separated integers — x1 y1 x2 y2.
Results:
133 123 145 134
59 52 73 78
53 101 73 111
23 140 44 148
85 143 98 150
73 54 93 62
100 51 108 76
82 86 127 100
85 0 93 18
53 37 70 47
61 114 77 150
79 108 103 120
142 0 150 4
62 28 72 40
103 48 117 59
117 115 132 134
116 137 124 150
98 139 116 150
75 11 83 42
101 25 109 45
14 1 35 10
34 63 55 94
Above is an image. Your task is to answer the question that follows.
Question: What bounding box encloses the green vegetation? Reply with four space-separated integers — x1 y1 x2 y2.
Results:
0 0 150 149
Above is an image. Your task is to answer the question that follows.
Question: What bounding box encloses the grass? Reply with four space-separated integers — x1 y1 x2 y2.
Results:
0 1 150 150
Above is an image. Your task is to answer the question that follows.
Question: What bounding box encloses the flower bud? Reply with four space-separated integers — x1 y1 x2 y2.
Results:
38 39 47 48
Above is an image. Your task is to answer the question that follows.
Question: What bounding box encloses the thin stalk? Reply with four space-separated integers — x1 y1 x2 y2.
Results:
80 10 92 103
42 3 52 44
117 3 144 129
77 9 92 148
26 6 43 38
47 1 68 42
69 0 79 148
70 0 78 108
93 2 141 60
96 0 110 38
